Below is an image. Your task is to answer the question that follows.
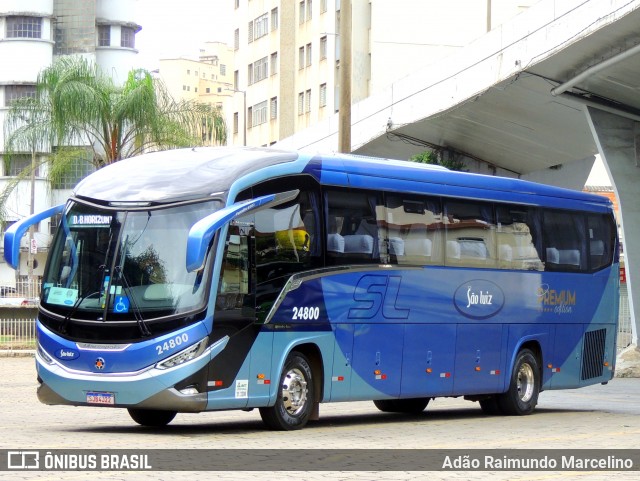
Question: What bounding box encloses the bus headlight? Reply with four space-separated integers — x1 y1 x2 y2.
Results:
156 338 208 370
37 343 54 365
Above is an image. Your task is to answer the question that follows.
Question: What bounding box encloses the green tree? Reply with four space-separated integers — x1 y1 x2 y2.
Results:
2 56 226 218
410 149 466 171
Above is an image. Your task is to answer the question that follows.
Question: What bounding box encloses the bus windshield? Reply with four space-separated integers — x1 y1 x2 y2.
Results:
41 199 221 321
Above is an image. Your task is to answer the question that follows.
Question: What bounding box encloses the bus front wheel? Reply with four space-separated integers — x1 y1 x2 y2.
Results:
127 408 177 427
497 349 540 415
260 352 315 430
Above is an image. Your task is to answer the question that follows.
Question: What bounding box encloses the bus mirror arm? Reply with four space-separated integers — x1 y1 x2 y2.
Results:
3 204 66 270
186 190 299 272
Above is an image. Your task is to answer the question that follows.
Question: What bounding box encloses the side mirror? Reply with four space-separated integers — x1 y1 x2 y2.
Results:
186 190 299 272
3 204 65 270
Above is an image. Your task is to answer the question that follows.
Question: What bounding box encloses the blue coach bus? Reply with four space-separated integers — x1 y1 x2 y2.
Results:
4 147 619 430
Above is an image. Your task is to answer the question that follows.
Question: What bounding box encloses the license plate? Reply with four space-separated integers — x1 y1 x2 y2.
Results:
86 391 115 405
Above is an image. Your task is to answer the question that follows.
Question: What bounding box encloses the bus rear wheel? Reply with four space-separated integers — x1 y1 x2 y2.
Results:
260 352 314 430
127 408 177 427
373 398 430 414
497 348 540 415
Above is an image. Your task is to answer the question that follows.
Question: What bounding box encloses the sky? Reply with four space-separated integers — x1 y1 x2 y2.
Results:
134 0 233 70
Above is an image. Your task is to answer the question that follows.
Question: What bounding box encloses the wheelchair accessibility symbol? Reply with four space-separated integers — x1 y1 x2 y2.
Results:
114 295 130 313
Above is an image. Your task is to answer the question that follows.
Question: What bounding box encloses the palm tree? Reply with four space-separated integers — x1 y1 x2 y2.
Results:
2 56 227 205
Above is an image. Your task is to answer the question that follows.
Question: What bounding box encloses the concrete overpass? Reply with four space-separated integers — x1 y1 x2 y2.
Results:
277 0 640 351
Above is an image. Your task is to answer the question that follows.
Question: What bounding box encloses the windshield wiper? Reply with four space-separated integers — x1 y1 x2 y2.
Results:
114 266 151 337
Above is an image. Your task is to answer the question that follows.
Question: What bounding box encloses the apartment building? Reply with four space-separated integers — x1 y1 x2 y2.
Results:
232 0 537 148
0 0 140 288
158 41 234 144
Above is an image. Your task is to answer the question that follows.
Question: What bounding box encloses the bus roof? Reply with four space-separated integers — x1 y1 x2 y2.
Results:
73 147 612 212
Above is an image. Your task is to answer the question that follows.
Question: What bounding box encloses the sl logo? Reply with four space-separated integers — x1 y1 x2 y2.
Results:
348 275 410 320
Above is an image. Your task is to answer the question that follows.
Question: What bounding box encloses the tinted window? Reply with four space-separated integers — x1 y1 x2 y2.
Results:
385 194 443 265
543 210 586 272
495 205 543 271
444 200 496 268
587 213 616 271
326 189 383 264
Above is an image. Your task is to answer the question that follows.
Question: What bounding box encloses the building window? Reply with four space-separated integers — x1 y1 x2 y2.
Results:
98 25 111 47
187 69 191 75
298 92 304 115
235 0 239 8
51 155 95 190
234 70 239 90
270 52 278 76
253 56 268 83
299 46 305 70
220 64 226 76
121 27 135 48
206 87 211 93
255 13 268 39
248 63 254 85
248 20 254 43
233 112 239 134
306 43 312 66
305 89 311 113
4 85 36 106
321 0 328 14
307 0 313 20
234 28 240 50
6 155 38 177
299 1 306 24
253 100 267 127
271 8 279 31
247 106 253 129
6 16 42 38
270 97 278 120
320 35 327 60
319 83 327 107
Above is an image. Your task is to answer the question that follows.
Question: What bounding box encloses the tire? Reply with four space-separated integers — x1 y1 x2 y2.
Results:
497 349 540 415
127 408 177 427
260 352 314 430
479 396 503 415
373 398 429 414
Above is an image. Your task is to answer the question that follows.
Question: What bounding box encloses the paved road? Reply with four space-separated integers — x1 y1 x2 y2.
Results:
1 356 639 480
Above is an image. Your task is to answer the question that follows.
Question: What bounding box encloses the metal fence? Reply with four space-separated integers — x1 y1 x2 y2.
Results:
0 307 37 351
618 283 634 352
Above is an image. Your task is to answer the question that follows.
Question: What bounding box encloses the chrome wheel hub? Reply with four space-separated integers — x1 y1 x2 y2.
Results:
281 367 308 416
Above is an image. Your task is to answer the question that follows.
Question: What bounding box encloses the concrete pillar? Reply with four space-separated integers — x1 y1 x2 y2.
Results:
585 106 639 349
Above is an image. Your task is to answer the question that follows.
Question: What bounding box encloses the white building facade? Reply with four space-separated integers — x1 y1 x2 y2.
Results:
0 0 140 291
231 0 538 148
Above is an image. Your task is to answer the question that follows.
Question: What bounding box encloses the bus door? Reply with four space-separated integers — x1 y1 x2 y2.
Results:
208 216 264 409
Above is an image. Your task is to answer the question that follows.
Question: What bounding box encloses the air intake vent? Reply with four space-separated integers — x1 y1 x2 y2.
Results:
581 328 606 380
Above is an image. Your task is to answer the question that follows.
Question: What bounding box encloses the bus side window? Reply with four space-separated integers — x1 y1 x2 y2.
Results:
325 189 383 265
495 205 543 271
444 200 497 268
587 213 615 271
385 194 443 266
255 191 317 283
543 210 587 272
